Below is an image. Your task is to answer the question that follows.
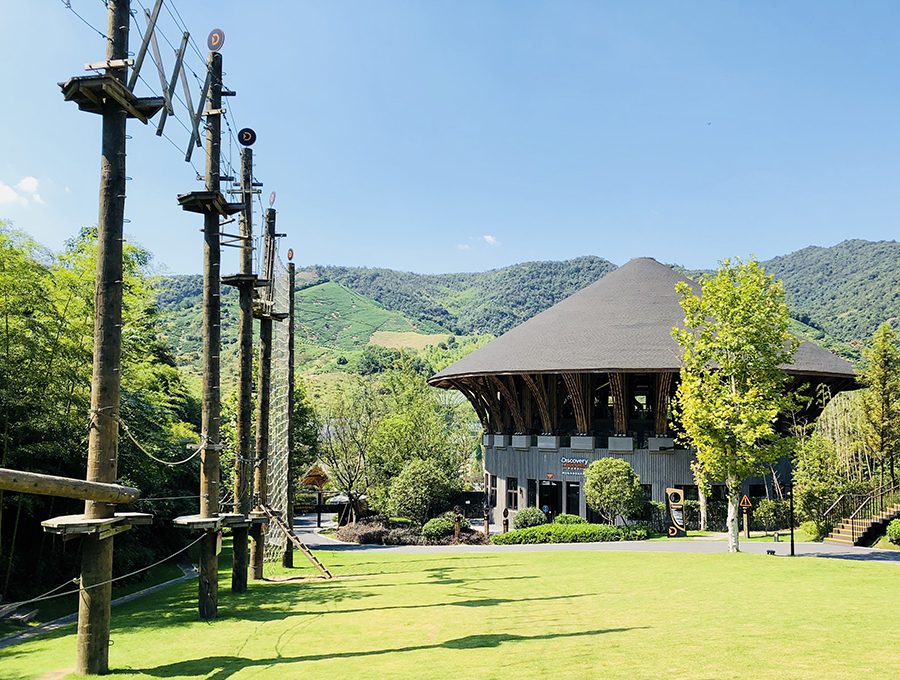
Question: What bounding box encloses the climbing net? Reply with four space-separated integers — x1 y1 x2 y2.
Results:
264 254 291 563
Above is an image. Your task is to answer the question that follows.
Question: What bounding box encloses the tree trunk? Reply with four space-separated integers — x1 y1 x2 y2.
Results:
698 486 708 532
726 472 741 553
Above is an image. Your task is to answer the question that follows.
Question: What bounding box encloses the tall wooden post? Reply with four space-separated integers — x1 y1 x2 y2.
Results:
76 1 130 673
250 208 275 580
198 49 223 620
231 147 255 593
282 262 296 568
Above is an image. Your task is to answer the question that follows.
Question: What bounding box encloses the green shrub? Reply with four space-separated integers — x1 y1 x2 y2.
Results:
887 519 900 544
801 520 827 542
421 512 470 542
492 523 648 545
553 513 587 525
513 506 548 530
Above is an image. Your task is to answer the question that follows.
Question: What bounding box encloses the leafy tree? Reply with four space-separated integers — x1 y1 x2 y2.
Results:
672 257 798 552
792 434 848 539
860 323 900 486
318 377 383 523
366 367 476 513
387 458 459 525
584 458 644 525
0 223 201 601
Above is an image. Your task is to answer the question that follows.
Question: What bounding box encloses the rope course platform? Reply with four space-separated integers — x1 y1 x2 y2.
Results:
60 75 164 123
42 512 153 540
172 512 253 531
177 190 245 215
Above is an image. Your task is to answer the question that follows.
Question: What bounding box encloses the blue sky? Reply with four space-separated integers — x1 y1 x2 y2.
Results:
1 1 897 275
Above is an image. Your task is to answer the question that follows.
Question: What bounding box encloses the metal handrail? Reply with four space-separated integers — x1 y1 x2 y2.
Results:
829 482 900 544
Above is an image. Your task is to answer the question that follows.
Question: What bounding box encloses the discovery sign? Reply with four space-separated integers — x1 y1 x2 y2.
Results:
560 457 589 475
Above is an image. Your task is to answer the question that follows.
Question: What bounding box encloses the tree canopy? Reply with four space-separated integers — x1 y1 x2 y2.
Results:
672 257 798 552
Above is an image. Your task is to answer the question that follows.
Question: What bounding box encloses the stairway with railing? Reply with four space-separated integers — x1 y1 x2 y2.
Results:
823 482 900 546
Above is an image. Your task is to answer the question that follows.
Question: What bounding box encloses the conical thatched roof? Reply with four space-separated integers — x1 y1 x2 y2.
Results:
430 257 855 383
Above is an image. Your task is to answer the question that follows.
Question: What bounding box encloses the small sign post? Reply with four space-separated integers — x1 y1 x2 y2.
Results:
740 494 753 539
666 488 686 537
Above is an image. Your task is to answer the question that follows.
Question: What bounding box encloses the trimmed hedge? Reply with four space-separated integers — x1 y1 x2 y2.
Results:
491 523 648 545
553 513 587 525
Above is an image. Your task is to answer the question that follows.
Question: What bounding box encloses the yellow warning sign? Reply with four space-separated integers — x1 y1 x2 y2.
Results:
740 495 753 508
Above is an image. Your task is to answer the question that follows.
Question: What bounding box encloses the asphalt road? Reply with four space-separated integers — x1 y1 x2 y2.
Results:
293 513 900 563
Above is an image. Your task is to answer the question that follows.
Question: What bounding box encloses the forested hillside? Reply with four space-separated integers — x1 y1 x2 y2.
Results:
762 240 900 344
304 255 617 335
156 240 900 370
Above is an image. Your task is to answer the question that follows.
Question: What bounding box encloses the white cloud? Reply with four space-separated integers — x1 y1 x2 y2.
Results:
482 235 499 246
0 177 44 205
457 244 471 250
16 177 38 194
14 177 43 204
0 182 20 204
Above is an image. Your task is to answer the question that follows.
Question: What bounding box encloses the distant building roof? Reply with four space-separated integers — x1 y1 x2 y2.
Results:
430 257 856 383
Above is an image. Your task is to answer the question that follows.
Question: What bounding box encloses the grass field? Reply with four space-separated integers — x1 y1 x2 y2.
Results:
4 545 900 680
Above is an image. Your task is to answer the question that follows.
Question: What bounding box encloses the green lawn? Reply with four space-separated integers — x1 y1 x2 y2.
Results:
4 545 900 680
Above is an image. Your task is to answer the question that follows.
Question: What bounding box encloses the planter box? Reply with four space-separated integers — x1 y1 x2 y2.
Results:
537 435 560 450
570 436 595 451
608 436 634 452
482 433 493 447
493 434 508 448
512 435 531 450
649 437 675 452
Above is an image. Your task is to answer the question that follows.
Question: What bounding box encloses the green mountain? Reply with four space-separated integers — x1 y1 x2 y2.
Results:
156 240 900 372
302 255 618 336
762 239 900 345
294 280 446 351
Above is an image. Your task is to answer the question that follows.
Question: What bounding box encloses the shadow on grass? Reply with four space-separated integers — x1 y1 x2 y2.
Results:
109 583 595 634
135 627 645 680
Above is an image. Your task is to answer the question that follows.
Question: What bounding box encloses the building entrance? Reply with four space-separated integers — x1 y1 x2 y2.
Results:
566 482 581 516
539 480 562 520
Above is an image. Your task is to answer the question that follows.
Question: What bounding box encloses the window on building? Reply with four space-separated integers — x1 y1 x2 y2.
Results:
749 484 766 499
489 475 497 508
676 484 699 501
527 479 537 508
507 477 518 510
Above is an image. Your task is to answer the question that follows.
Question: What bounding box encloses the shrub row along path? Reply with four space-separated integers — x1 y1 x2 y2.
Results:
297 514 900 563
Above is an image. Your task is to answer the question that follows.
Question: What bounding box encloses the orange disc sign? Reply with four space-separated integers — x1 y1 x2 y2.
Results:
287 248 294 261
238 128 256 146
207 29 225 52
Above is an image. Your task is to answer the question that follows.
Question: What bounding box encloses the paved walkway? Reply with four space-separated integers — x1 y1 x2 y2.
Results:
293 513 900 563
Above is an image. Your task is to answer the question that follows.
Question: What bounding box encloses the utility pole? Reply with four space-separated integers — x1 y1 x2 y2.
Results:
223 146 257 593
175 44 240 619
282 260 296 569
197 48 223 621
54 1 162 673
250 208 277 580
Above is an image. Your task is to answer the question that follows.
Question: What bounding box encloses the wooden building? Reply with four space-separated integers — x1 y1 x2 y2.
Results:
428 257 857 522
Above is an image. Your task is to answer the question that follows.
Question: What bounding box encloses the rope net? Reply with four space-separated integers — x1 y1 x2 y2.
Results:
264 254 291 564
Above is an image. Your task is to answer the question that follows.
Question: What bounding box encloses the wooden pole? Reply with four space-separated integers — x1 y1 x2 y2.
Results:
282 262 296 569
198 49 223 621
76 1 129 673
250 208 275 580
231 147 254 594
0 469 139 503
